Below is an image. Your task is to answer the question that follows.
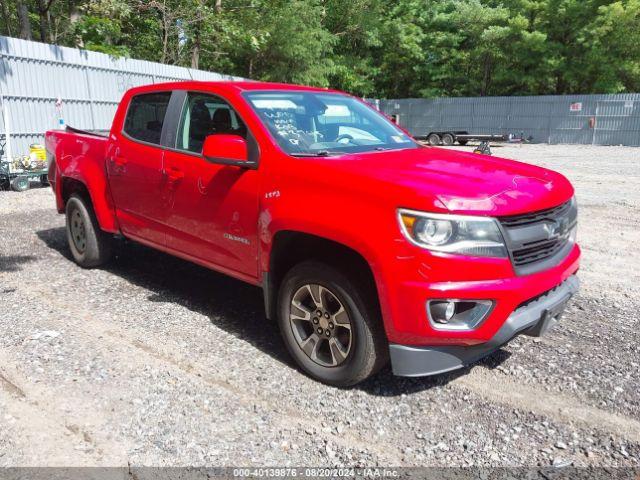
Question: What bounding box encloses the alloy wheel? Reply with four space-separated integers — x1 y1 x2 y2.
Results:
289 283 353 367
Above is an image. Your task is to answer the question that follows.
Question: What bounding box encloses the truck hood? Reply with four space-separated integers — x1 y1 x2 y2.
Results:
332 147 574 216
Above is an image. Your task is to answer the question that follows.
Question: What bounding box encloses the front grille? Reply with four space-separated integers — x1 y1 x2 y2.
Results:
499 199 577 275
512 237 569 266
500 201 571 228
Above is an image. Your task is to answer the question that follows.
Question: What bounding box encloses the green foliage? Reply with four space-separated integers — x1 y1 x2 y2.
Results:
1 0 639 97
241 0 337 86
586 0 640 92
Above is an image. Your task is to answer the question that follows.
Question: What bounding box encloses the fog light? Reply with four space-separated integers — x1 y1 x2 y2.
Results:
445 301 455 321
427 299 494 330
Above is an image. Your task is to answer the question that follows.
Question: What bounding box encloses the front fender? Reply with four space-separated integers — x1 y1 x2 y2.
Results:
259 205 395 333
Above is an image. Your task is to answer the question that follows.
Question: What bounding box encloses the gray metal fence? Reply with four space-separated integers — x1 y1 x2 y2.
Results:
2 35 640 154
379 94 640 146
0 35 241 157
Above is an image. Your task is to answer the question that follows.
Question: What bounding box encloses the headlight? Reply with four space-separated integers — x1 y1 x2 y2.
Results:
569 195 578 243
398 209 508 257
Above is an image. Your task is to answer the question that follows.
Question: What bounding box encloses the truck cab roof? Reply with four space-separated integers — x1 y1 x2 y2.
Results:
126 80 338 96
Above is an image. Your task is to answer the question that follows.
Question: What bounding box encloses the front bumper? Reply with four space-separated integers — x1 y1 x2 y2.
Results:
389 274 579 377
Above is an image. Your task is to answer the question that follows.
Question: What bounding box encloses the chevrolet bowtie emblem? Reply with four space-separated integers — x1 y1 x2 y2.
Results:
543 221 560 240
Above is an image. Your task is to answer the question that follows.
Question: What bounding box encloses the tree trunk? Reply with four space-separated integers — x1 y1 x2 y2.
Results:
68 0 80 24
161 19 169 63
191 26 200 69
1 0 13 36
215 0 222 14
481 55 492 96
190 0 203 69
36 0 56 42
37 0 49 42
16 0 31 40
555 75 564 95
68 0 83 47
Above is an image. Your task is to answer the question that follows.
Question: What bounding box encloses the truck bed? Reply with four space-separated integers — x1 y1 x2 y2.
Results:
65 125 110 138
45 127 109 166
45 126 111 219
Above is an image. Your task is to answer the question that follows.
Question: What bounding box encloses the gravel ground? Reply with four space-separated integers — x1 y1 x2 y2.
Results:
0 144 639 468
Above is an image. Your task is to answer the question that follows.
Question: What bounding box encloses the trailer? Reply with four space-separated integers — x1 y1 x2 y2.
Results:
0 138 48 191
0 162 48 191
415 131 508 146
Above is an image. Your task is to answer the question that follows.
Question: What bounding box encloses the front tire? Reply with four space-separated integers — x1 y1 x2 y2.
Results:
278 261 387 386
65 193 112 268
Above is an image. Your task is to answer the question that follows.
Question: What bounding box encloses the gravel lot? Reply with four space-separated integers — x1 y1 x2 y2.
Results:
0 144 639 468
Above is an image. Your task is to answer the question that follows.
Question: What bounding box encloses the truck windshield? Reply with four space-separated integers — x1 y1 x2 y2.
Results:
243 91 418 156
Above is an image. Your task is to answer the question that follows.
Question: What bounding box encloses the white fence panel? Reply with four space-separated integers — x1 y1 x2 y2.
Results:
0 35 242 156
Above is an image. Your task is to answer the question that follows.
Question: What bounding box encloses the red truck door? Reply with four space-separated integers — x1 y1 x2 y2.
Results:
161 90 259 280
107 91 172 247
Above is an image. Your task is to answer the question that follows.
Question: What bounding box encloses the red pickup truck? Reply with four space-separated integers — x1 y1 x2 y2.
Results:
45 81 580 386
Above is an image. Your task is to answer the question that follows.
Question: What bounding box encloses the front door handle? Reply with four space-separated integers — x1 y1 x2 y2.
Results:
163 167 184 186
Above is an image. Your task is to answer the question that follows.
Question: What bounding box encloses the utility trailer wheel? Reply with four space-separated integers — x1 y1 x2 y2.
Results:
65 193 113 268
441 133 455 146
10 175 29 192
278 261 388 387
427 133 441 146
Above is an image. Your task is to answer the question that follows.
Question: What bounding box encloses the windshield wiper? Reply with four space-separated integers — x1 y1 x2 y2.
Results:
290 150 340 157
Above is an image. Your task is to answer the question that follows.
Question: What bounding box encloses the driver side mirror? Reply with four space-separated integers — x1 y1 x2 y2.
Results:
202 134 253 167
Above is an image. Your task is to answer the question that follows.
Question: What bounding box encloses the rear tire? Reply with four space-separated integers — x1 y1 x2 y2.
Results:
427 133 441 146
10 175 29 192
65 193 112 268
441 133 455 146
277 261 387 387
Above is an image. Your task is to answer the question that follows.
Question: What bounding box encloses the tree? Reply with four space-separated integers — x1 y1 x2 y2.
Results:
586 0 640 92
36 0 56 42
1 0 638 98
322 0 384 96
16 0 32 40
223 0 336 86
1 0 13 36
70 0 132 56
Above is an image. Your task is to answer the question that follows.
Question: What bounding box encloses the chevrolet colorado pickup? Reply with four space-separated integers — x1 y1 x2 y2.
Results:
45 81 580 386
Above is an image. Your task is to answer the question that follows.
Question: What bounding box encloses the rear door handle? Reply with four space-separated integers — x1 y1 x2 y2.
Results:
109 155 128 174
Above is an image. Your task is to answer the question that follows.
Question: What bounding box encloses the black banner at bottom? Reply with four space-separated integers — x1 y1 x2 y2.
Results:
0 467 638 480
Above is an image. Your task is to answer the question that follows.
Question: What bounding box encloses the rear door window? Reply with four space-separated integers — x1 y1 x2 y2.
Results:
123 92 172 145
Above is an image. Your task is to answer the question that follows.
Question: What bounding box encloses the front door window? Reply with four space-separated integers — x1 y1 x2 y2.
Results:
176 93 247 154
